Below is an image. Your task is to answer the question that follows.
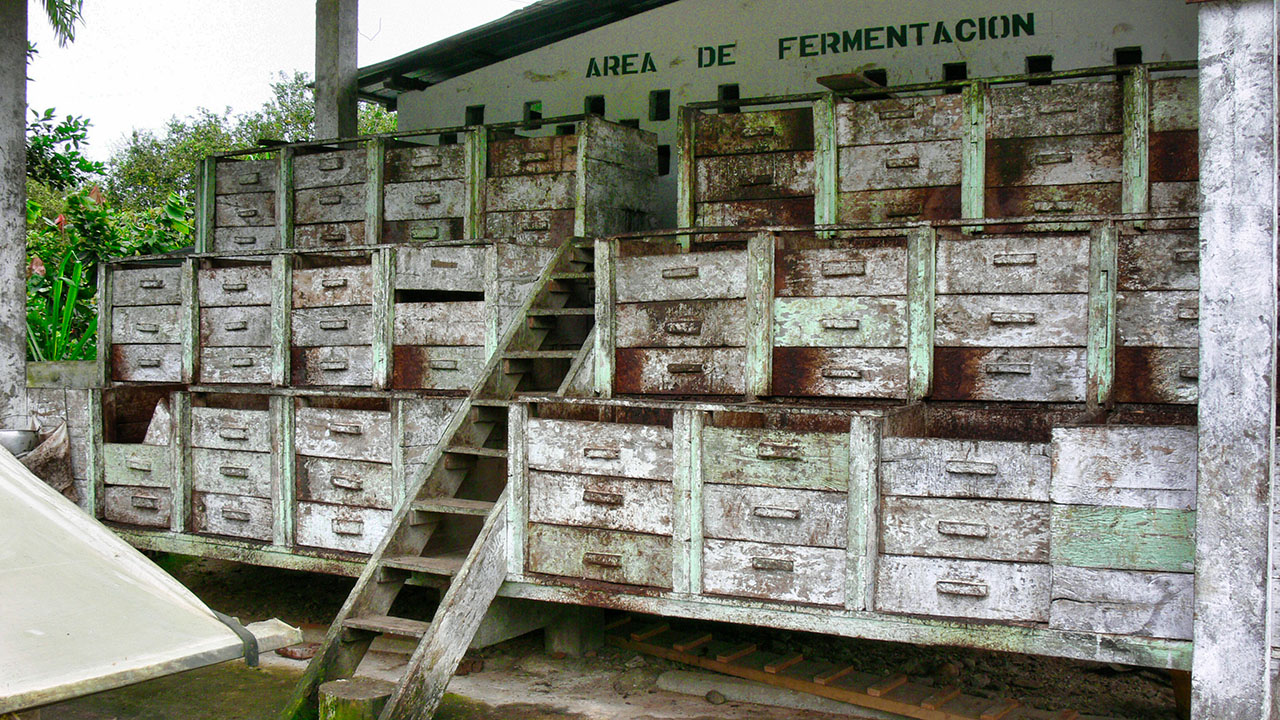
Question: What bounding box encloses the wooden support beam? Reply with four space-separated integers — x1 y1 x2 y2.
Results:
314 0 358 140
1192 1 1277 718
745 232 775 398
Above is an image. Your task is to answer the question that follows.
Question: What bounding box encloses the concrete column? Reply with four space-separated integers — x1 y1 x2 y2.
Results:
0 0 29 427
1192 1 1277 718
315 0 358 140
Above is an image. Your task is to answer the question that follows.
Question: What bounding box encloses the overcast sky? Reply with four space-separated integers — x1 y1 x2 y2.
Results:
25 0 535 161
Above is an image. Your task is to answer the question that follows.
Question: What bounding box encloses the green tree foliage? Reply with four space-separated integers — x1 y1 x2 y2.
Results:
107 71 397 212
39 0 85 45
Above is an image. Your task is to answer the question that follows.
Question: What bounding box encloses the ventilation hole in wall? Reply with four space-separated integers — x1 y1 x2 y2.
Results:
584 95 606 116
943 62 968 95
438 133 458 145
523 101 543 123
649 89 671 122
718 83 740 114
1027 55 1053 86
619 118 640 129
555 123 576 136
465 104 485 125
657 144 671 176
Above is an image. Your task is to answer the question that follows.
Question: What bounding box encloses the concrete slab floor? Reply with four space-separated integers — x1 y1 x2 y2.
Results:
37 637 869 720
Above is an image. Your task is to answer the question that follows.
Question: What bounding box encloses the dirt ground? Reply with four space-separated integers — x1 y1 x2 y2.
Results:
39 556 1181 720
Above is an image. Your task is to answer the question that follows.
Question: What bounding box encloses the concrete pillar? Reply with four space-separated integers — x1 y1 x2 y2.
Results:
1191 1 1277 718
315 0 358 140
544 606 604 657
0 0 29 427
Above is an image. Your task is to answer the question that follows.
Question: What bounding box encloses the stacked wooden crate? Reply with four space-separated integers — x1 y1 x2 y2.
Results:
90 117 657 565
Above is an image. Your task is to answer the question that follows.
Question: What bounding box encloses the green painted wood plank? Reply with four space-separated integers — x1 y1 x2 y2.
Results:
906 226 935 401
592 238 616 399
366 137 385 244
271 254 292 387
169 391 191 533
812 93 838 229
271 394 294 548
506 402 528 578
278 147 295 249
671 409 693 594
371 248 394 391
180 260 198 384
464 127 487 239
1052 505 1195 572
1086 223 1118 407
773 296 907 348
745 232 775 398
1122 65 1151 215
687 410 705 596
87 388 105 519
960 82 988 222
96 264 111 387
847 415 879 612
676 106 697 249
573 119 589 237
196 157 216 252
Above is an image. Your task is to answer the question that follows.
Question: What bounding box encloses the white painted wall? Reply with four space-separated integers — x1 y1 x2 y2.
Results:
395 0 1198 227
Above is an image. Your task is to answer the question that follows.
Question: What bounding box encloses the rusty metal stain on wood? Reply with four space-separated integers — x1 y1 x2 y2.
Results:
985 134 1123 188
1149 130 1199 182
1114 347 1198 404
771 347 909 399
694 107 815 156
837 186 962 223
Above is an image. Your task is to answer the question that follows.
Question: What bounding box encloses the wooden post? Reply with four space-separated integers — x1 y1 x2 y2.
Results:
1192 2 1277 718
744 232 775 399
960 81 988 225
315 0 358 140
0 0 27 428
593 238 616 398
318 678 394 720
812 93 838 230
544 606 604 657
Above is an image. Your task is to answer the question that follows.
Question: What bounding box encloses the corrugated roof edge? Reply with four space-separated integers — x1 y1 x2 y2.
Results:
356 0 681 106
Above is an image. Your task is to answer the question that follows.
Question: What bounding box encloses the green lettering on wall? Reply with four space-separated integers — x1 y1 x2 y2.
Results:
886 24 908 48
1012 12 1035 37
933 21 953 44
842 29 862 52
955 18 977 42
642 53 657 73
586 57 601 77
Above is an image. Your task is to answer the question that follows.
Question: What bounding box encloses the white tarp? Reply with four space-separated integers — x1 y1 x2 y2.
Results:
0 445 298 713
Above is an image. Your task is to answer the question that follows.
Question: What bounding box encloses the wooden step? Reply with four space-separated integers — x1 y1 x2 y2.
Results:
343 614 430 638
382 553 466 576
469 398 511 408
527 307 594 316
504 349 581 360
411 498 496 516
446 445 508 459
550 271 594 281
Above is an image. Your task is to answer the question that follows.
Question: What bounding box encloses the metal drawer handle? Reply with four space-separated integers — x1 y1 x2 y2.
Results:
230 357 256 367
410 227 441 240
1177 307 1199 321
328 422 363 435
430 359 460 371
582 490 624 506
523 222 551 232
131 494 160 510
992 252 1037 266
661 266 699 280
135 322 160 334
757 442 801 461
319 318 350 331
1035 151 1073 165
520 151 550 164
430 259 458 269
1179 366 1199 380
238 172 261 185
984 362 1032 375
583 552 622 568
667 362 704 374
945 460 998 476
138 358 163 368
222 281 249 292
414 193 442 205
664 319 703 336
411 155 443 168
820 316 861 331
886 204 922 218
820 259 866 277
218 427 249 441
236 208 260 218
321 278 349 289
937 580 989 598
990 312 1036 325
878 108 915 120
822 366 862 379
885 156 920 169
318 156 346 171
751 557 794 572
318 193 343 206
1033 201 1076 214
739 173 774 187
219 465 250 479
753 505 801 520
321 234 346 243
1038 103 1077 115
233 236 257 246
583 447 620 460
126 457 153 472
938 520 990 538
742 126 776 138
332 518 364 536
221 508 251 522
331 475 363 490
1174 249 1198 263
139 278 166 289
223 321 249 331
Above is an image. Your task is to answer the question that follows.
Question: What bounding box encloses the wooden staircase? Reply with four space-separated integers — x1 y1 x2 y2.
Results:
279 238 596 720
